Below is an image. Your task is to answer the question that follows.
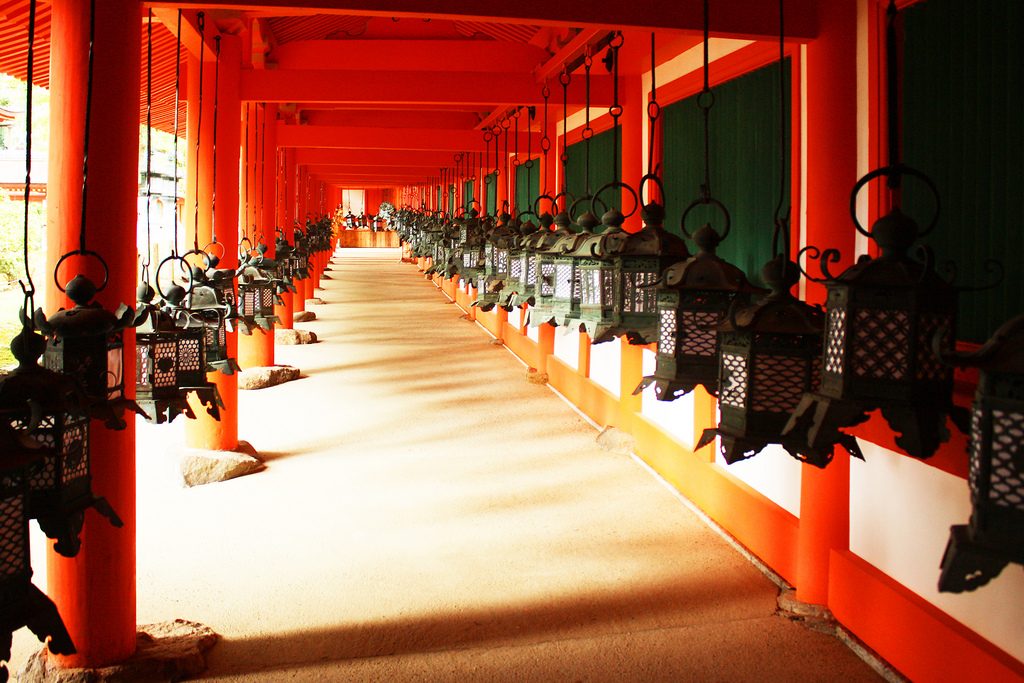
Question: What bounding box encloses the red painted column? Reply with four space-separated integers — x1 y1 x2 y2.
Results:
238 101 274 368
620 74 643 233
44 0 140 667
185 33 241 452
795 0 859 607
289 155 305 315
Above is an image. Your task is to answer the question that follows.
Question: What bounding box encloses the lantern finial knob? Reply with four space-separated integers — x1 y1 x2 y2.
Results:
693 224 722 253
65 274 97 306
871 207 918 257
761 255 801 293
578 210 600 231
137 282 156 304
641 201 665 227
10 325 46 368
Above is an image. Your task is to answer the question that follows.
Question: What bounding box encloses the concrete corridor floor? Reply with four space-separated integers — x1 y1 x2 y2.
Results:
13 248 883 681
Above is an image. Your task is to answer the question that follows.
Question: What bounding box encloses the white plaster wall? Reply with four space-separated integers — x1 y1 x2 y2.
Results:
526 320 540 342
715 444 802 518
851 441 1024 662
588 339 621 398
638 349 695 449
553 326 580 371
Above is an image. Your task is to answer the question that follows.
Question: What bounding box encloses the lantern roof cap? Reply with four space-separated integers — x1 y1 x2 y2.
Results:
662 248 759 293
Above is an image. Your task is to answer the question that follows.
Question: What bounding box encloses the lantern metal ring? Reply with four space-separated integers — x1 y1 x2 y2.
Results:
591 180 640 219
849 164 940 238
681 196 731 241
154 253 194 301
238 235 254 260
201 239 226 261
53 249 108 294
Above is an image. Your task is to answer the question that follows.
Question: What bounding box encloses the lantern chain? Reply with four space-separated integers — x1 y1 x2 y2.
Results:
210 35 222 246
19 0 37 318
560 68 570 198
772 0 791 264
173 10 182 256
243 103 250 243
647 33 660 179
143 7 153 280
192 12 205 253
77 0 97 254
259 104 266 239
540 84 551 196
583 49 593 197
699 0 714 203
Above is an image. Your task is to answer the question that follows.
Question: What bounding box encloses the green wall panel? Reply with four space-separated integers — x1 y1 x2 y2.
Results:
662 59 791 286
903 0 1022 343
515 160 540 217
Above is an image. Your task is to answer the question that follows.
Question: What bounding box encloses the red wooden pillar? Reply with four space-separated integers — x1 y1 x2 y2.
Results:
185 33 241 452
45 0 140 667
621 74 644 233
239 101 274 367
795 0 859 607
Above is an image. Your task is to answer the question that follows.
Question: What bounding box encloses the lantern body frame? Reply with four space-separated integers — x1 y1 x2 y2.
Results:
135 308 222 424
937 317 1024 592
0 447 76 669
784 250 964 460
697 290 825 465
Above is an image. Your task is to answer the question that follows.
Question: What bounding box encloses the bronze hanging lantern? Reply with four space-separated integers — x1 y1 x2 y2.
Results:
695 5 834 466
134 257 222 424
581 36 690 346
34 260 144 430
0 317 122 557
696 256 830 464
634 8 762 401
0 422 76 680
501 213 542 310
236 242 282 334
783 0 968 460
473 208 514 312
937 315 1024 592
183 259 239 375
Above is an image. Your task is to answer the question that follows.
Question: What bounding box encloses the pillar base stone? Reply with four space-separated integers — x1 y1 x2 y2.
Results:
776 587 835 634
305 297 326 306
179 441 264 487
238 365 301 390
292 311 316 323
20 620 218 683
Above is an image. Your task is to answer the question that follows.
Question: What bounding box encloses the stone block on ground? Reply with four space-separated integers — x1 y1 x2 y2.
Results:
596 426 636 455
527 368 549 385
321 274 332 279
293 311 316 323
179 441 264 487
276 328 318 345
489 338 504 346
20 619 218 682
306 297 326 305
238 365 301 390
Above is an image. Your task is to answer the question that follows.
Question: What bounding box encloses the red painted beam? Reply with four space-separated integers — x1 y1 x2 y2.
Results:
295 148 466 167
273 39 548 72
240 69 613 105
151 0 818 39
151 8 219 60
301 109 482 130
277 123 539 152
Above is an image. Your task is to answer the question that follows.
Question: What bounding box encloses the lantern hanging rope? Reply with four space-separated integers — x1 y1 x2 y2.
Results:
172 10 182 256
